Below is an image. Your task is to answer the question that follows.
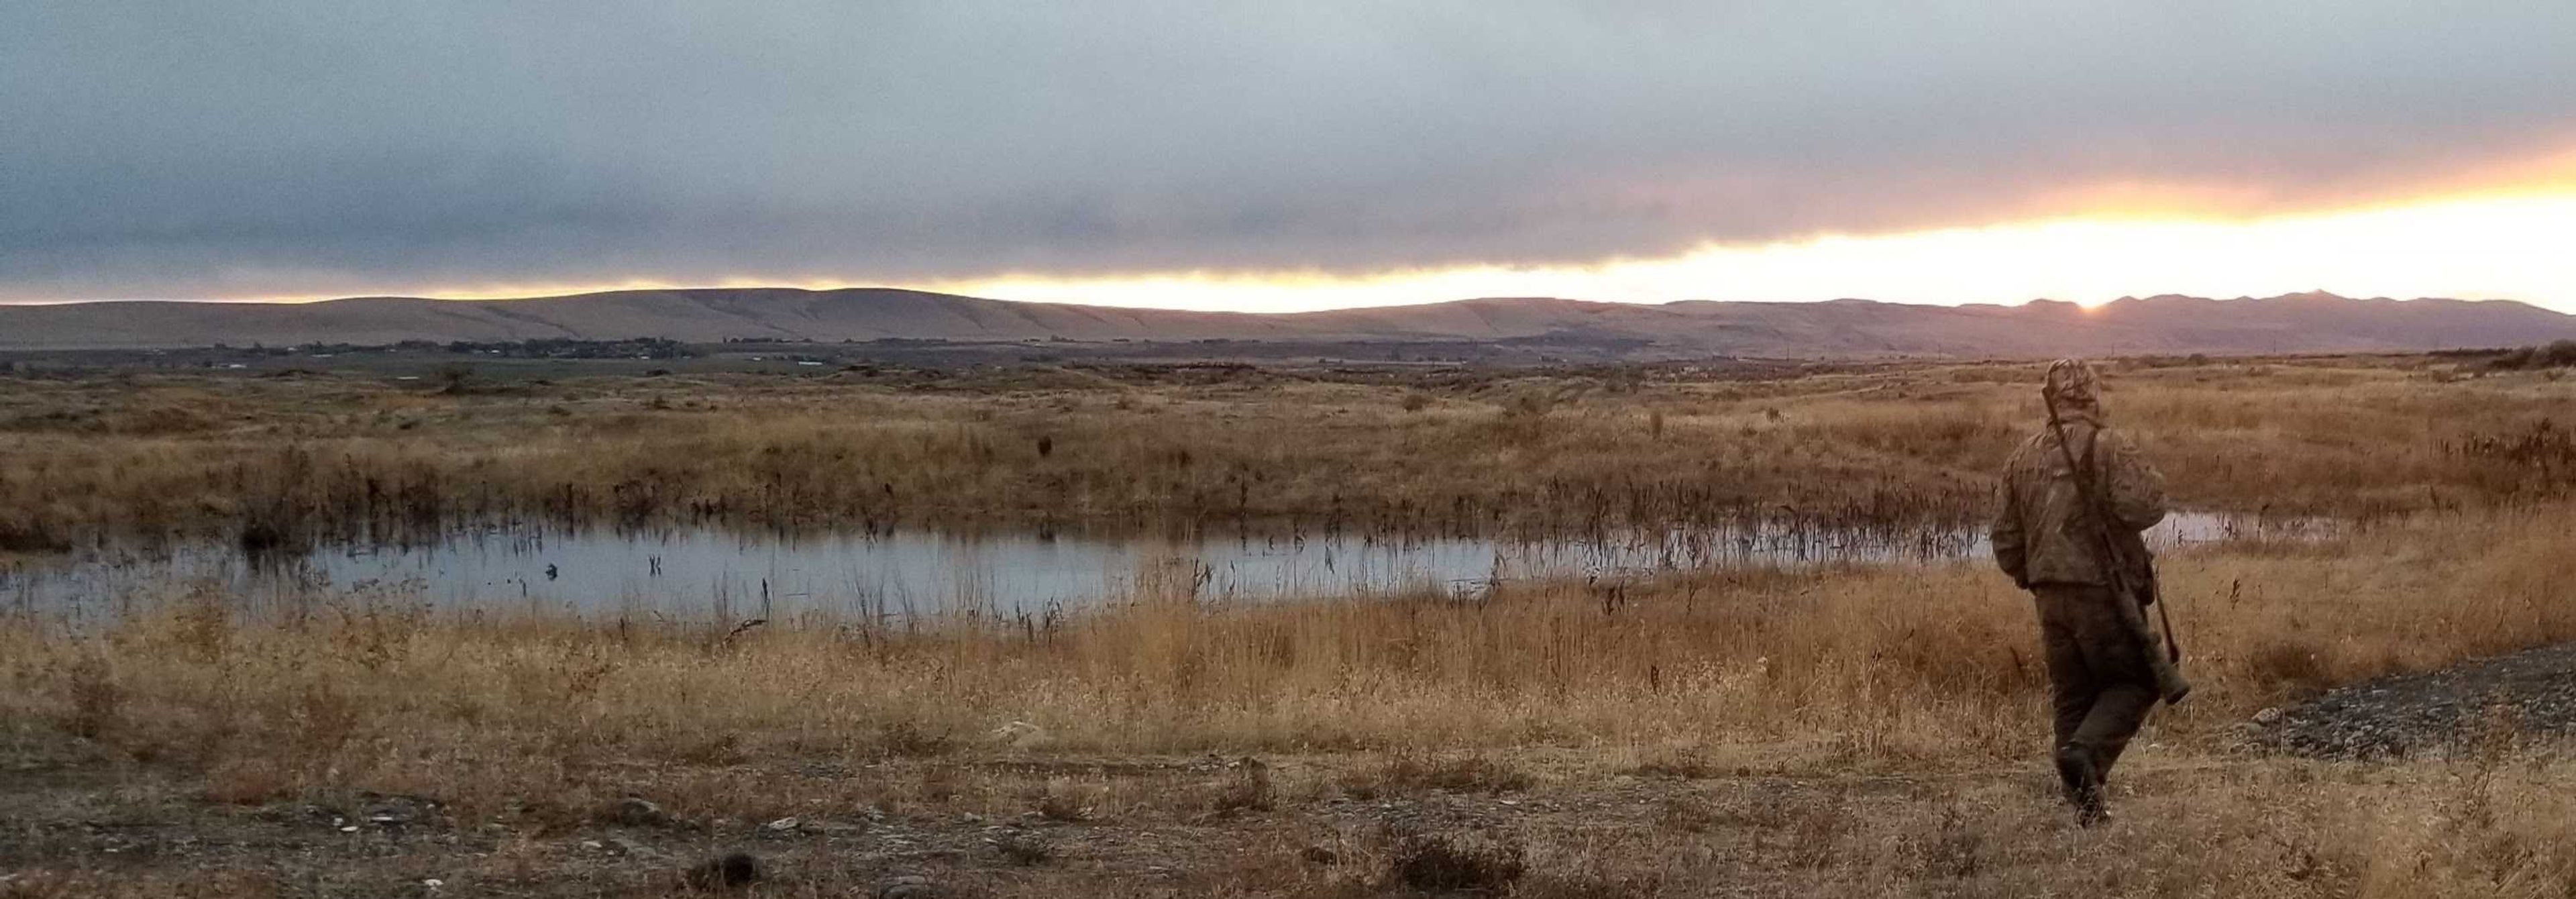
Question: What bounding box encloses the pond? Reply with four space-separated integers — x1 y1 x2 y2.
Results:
3 513 2324 621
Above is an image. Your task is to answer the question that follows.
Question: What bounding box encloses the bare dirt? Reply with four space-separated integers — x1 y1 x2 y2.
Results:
0 727 2263 898
10 694 2576 896
2248 640 2576 760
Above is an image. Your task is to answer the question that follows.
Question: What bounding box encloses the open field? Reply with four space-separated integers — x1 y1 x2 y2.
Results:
8 503 2576 896
2 354 2569 551
5 354 2576 896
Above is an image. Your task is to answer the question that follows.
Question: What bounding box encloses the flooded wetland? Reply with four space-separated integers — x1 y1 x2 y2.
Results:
5 354 2575 896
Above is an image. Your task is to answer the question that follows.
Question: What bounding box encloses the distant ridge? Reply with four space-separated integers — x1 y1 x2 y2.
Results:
5 288 2573 359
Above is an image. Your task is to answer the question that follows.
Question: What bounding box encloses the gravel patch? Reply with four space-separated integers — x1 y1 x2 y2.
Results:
2250 642 2576 759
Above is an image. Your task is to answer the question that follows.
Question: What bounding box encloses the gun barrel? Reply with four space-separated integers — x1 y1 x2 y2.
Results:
2043 396 2190 704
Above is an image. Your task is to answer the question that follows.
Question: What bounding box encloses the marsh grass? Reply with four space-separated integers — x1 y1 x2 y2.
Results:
8 356 2576 896
4 503 2569 827
3 357 2569 547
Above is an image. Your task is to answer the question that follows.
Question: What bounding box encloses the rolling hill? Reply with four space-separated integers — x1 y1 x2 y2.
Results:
4 288 2573 359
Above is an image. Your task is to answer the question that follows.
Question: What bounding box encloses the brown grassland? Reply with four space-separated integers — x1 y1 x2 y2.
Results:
0 356 2567 549
4 354 2576 897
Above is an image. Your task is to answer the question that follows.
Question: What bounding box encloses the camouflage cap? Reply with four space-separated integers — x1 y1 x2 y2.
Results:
2044 358 2103 419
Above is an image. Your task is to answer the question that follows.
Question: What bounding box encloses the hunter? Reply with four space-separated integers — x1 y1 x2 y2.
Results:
1990 358 2188 826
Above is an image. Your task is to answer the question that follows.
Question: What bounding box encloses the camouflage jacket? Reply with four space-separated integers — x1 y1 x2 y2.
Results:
1990 416 2167 588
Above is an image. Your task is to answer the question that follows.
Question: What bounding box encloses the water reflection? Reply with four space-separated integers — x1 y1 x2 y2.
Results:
5 513 2324 619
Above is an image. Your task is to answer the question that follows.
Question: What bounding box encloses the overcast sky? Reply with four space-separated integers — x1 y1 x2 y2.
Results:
6 2 2576 306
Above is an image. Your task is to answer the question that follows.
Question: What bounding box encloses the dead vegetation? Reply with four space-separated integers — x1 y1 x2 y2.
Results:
5 729 2574 897
5 503 2571 821
7 354 2576 895
2479 339 2576 371
0 355 2569 548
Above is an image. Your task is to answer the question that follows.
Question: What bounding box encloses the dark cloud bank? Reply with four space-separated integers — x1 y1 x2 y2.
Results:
5 1 2575 301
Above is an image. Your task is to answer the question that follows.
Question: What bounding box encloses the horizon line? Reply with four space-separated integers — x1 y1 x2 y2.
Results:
0 286 2510 316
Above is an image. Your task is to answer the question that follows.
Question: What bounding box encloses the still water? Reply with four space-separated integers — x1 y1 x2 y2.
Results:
5 513 2317 619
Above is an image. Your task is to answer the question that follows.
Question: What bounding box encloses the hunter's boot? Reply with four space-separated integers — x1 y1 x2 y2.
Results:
2053 743 2108 827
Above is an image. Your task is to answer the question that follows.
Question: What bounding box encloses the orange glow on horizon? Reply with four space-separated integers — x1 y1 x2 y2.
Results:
923 187 2576 314
153 174 2576 315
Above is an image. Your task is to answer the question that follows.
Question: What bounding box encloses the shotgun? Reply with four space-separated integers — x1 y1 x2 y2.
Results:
2044 392 2191 704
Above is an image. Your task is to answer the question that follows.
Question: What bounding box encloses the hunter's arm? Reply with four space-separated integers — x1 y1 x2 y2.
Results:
2097 429 2168 533
1990 452 2029 588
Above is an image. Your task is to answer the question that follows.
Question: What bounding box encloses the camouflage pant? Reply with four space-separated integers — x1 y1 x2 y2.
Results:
2033 584 2157 776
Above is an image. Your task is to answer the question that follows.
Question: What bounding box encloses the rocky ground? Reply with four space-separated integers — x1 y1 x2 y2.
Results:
2248 641 2576 760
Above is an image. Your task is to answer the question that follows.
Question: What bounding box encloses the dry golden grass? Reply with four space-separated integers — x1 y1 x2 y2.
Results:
1 356 2569 547
6 504 2568 814
7 356 2576 896
7 500 2576 896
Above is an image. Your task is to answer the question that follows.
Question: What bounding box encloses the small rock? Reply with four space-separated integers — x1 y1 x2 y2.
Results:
989 831 1052 866
765 816 801 833
875 874 945 899
683 853 761 889
2253 706 2284 725
600 796 673 828
580 840 605 851
421 879 443 889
